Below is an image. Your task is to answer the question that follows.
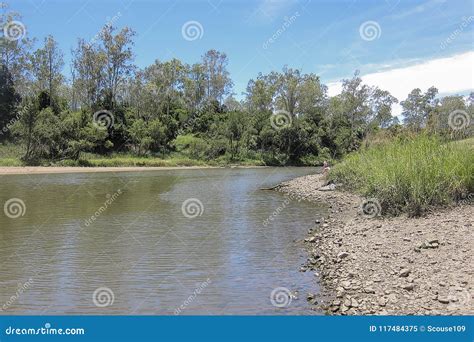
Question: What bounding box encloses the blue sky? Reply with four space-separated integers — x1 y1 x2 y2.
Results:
9 0 474 106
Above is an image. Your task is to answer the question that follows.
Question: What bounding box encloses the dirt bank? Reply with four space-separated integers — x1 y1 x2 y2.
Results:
277 174 473 315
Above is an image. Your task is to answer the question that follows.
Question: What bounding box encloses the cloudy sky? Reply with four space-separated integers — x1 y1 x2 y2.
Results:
12 0 474 115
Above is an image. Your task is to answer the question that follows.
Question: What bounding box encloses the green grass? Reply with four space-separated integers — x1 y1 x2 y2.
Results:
330 135 474 216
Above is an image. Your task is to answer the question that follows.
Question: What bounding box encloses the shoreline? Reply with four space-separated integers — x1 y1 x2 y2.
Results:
276 174 473 315
0 165 270 175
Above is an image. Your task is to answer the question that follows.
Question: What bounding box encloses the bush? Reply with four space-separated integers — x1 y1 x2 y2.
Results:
330 135 474 216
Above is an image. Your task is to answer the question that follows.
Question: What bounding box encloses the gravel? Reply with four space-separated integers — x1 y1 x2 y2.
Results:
277 173 474 315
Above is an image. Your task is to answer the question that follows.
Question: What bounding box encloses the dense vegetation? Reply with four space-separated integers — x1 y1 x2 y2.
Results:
330 135 474 216
0 3 472 167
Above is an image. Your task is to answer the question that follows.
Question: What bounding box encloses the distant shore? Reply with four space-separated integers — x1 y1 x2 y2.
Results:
0 165 269 175
277 174 473 315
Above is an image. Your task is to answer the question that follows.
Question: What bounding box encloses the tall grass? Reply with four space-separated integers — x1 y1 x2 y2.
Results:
330 135 474 216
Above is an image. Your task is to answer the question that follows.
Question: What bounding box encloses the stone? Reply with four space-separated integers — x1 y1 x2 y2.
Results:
399 268 411 277
437 296 450 304
337 251 350 259
364 287 376 294
378 297 387 307
402 284 415 291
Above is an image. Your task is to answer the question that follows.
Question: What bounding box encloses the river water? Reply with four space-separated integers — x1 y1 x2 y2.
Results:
0 167 326 315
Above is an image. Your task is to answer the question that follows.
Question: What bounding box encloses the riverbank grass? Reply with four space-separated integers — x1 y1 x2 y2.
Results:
330 135 474 216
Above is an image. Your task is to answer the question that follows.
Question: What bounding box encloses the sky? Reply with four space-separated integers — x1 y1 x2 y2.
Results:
8 0 474 116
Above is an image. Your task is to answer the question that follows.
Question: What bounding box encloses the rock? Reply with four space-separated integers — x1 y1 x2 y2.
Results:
402 284 415 291
337 251 350 259
437 296 450 304
315 219 321 224
308 237 317 243
399 268 411 277
364 287 376 294
307 293 315 301
323 223 329 228
378 297 387 307
341 281 351 290
351 298 359 308
340 305 350 312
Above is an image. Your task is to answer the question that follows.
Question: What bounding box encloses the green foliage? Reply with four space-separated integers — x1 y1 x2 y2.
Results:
330 134 474 217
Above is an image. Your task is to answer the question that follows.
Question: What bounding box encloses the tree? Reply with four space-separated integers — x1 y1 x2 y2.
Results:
202 50 233 105
0 64 20 141
30 35 64 109
401 87 438 131
100 25 135 109
0 2 33 96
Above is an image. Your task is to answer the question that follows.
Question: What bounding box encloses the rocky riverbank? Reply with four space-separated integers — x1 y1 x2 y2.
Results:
277 174 473 315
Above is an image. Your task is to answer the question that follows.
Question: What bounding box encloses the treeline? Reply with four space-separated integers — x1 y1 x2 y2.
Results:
0 3 472 165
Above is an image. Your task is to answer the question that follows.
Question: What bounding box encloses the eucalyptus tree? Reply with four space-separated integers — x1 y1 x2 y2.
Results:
201 50 233 105
30 35 64 108
0 2 33 96
401 87 438 131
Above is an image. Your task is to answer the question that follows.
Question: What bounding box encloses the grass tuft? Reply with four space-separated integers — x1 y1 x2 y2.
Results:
330 135 474 216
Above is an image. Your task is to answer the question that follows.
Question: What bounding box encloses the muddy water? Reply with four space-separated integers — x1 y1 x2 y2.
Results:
0 167 326 315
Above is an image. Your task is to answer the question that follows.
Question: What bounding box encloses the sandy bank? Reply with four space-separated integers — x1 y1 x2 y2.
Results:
0 165 267 175
277 174 473 315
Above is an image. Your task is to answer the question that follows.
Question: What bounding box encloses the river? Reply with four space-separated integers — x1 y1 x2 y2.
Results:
0 167 326 315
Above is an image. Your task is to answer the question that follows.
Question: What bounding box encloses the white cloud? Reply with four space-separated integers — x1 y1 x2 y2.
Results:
327 51 474 117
